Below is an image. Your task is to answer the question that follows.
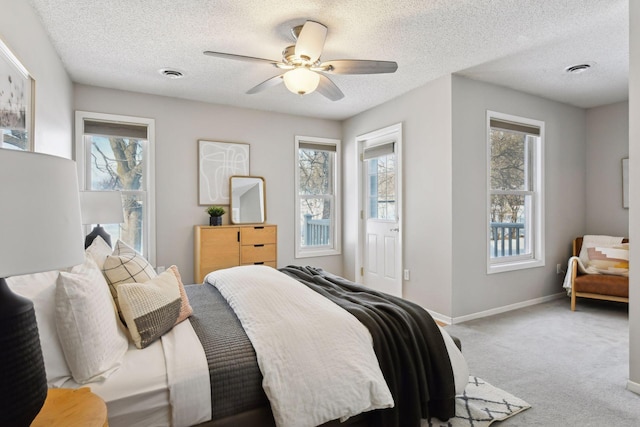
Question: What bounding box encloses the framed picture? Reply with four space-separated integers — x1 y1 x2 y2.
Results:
0 37 34 151
622 158 629 209
198 140 250 205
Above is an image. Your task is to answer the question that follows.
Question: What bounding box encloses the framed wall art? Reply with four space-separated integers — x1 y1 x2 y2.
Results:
0 37 34 151
198 140 250 205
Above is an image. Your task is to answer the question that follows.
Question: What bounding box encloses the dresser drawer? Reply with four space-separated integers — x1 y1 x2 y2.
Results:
241 243 276 264
240 226 276 245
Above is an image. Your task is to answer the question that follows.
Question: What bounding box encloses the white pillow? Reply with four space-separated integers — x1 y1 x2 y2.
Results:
85 235 113 269
56 255 128 384
7 270 72 387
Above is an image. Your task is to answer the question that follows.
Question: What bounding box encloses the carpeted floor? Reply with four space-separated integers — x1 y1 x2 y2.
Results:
445 297 640 426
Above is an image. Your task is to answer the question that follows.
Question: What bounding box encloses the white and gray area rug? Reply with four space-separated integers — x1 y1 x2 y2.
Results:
424 376 530 427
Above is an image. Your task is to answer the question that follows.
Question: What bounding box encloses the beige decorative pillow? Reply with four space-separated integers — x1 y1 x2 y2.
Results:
102 240 157 311
117 269 183 349
56 255 128 384
587 244 629 276
168 265 193 324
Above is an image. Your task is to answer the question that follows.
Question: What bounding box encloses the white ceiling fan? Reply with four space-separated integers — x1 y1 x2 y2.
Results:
204 20 398 101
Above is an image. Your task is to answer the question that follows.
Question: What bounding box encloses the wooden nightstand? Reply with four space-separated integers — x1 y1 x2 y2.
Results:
31 387 108 427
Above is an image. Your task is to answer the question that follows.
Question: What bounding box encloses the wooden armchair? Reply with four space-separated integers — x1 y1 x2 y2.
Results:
570 237 629 311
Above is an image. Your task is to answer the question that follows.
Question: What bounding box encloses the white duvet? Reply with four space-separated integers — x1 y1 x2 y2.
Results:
206 265 394 427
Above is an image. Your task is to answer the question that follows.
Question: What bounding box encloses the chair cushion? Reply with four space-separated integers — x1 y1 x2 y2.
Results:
574 273 629 298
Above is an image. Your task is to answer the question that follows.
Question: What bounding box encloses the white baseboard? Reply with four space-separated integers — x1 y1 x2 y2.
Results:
627 380 640 395
426 292 566 325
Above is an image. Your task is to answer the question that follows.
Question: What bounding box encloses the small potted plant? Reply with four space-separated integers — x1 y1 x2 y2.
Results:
206 205 226 226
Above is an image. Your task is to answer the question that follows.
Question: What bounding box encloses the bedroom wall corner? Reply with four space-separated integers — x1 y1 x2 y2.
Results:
342 74 454 317
585 101 629 236
450 75 587 318
1 0 74 158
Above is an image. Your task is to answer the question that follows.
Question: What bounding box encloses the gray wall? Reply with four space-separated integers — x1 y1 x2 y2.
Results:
0 0 73 157
451 75 586 318
74 84 343 283
342 75 454 316
629 0 639 391
585 101 629 236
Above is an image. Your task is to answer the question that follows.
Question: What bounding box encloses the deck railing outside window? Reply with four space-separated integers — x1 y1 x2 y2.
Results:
490 222 525 257
303 214 331 246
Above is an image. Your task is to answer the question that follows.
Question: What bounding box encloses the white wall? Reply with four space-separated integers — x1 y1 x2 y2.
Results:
585 101 629 236
1 0 74 157
342 75 454 316
628 0 640 392
451 75 586 317
74 84 342 283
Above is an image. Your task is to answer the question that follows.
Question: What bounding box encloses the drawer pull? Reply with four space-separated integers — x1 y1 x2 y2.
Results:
254 244 265 247
254 262 265 265
254 226 265 229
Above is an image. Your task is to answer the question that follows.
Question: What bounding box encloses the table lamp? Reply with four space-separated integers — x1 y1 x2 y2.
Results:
0 150 85 426
79 191 124 248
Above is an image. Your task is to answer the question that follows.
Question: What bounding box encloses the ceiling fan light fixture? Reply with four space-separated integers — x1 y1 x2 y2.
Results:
283 68 320 95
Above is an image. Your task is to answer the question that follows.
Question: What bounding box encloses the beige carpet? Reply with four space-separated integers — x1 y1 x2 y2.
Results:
424 376 530 427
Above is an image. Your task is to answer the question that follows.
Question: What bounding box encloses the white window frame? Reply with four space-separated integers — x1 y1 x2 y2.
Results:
486 111 544 274
75 111 156 265
294 136 341 258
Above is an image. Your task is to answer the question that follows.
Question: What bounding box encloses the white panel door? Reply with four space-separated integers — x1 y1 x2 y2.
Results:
361 127 402 297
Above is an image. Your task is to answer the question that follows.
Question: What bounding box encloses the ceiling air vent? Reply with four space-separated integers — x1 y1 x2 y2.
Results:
159 68 184 79
564 63 592 74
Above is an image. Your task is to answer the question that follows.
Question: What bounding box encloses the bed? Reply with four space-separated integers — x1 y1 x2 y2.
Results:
9 244 468 427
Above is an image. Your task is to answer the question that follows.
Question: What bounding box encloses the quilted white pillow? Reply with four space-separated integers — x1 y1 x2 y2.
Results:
7 270 72 387
56 255 128 384
102 239 157 311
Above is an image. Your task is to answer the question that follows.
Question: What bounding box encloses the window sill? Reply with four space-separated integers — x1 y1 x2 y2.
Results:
487 258 544 274
295 247 342 259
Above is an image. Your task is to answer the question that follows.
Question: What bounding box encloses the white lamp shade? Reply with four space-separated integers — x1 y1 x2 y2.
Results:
0 150 85 277
79 191 124 225
283 68 320 95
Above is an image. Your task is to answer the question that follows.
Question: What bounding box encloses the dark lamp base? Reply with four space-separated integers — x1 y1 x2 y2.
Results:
84 224 112 249
0 278 48 427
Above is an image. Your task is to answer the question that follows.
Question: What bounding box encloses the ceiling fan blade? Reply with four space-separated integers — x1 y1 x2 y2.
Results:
317 60 398 75
316 74 344 101
295 21 327 63
246 74 284 94
204 51 281 67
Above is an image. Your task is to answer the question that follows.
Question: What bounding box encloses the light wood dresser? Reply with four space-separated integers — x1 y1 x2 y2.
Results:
194 224 277 283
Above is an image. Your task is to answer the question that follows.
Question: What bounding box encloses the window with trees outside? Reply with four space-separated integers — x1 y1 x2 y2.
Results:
75 111 156 265
487 111 544 273
295 136 341 258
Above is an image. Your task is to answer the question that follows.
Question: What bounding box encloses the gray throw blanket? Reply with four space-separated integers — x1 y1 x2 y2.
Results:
185 284 269 420
279 266 456 427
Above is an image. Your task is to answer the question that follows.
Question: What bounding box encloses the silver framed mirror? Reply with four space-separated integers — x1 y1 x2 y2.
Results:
229 176 266 224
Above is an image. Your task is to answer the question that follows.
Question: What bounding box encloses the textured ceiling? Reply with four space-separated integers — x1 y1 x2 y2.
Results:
27 0 628 120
